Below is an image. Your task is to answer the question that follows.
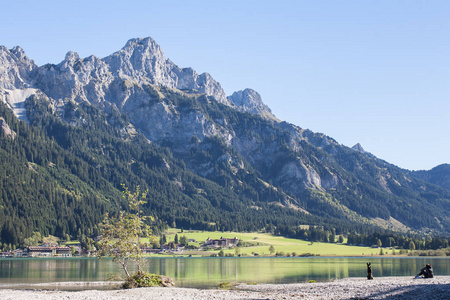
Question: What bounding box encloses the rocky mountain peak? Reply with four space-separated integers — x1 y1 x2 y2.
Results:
104 37 170 83
352 143 366 153
228 88 276 120
64 51 80 62
123 37 160 50
10 46 27 60
0 46 36 89
1 37 231 106
104 37 230 104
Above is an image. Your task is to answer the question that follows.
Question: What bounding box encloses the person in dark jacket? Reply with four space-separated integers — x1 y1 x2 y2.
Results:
416 264 434 278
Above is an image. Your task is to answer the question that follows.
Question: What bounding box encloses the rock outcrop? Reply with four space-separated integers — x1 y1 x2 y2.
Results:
352 143 366 153
0 46 36 89
228 88 277 120
0 117 16 139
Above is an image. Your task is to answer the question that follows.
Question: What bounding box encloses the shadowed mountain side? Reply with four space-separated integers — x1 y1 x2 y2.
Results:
411 164 450 190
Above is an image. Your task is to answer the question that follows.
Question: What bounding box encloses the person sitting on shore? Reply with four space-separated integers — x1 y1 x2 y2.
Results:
415 264 434 279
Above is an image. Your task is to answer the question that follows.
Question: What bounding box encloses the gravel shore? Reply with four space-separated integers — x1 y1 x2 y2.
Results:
0 276 449 299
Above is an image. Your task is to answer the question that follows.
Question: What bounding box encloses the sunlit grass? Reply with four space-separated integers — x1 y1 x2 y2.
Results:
156 229 398 257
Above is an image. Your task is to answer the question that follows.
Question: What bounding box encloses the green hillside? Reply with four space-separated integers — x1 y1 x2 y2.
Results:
1 86 450 250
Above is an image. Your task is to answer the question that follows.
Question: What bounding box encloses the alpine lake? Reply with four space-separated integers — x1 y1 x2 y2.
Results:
1 257 449 290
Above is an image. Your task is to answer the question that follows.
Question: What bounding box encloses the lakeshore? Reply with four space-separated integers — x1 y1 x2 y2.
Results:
2 256 450 289
0 276 449 299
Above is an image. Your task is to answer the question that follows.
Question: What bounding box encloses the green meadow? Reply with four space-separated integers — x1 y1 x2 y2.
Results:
157 229 400 257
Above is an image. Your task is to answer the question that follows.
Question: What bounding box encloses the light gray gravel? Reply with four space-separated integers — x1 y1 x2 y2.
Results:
0 276 449 299
238 276 450 299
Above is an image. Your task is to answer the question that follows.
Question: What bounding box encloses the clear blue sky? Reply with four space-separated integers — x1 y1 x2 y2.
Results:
2 0 449 170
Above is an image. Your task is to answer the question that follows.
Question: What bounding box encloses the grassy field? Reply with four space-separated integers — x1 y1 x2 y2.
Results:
157 229 401 257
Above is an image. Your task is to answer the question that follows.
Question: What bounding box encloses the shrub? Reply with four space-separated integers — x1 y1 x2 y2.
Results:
218 282 237 289
298 253 316 257
122 271 173 289
123 271 161 289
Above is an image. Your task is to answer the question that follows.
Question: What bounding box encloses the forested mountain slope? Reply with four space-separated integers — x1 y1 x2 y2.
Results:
410 164 450 191
1 37 449 247
1 98 328 246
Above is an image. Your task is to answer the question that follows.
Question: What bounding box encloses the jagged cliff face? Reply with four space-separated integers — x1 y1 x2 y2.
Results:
0 46 39 121
0 37 331 191
30 37 229 109
105 38 229 104
1 37 449 233
0 46 36 89
32 51 113 107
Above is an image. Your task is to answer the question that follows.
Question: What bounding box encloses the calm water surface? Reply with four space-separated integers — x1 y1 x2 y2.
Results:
0 257 449 289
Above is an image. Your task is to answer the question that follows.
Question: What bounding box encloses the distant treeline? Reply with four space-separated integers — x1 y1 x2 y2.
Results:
276 224 450 251
347 232 449 250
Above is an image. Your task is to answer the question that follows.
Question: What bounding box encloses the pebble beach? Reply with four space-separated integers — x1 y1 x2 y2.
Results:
0 276 449 299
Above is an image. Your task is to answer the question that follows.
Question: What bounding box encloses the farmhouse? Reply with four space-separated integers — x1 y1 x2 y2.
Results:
204 237 239 248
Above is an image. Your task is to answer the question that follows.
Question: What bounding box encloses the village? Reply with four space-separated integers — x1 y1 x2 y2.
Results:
0 236 240 258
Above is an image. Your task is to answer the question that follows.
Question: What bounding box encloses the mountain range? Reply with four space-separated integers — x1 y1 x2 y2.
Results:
1 37 449 245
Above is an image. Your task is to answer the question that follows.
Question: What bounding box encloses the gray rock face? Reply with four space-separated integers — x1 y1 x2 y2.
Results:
33 52 113 106
0 37 229 112
0 117 16 139
228 88 276 120
1 37 233 117
275 159 323 191
0 46 36 89
104 37 229 104
123 97 233 151
105 38 175 87
0 38 233 151
0 37 342 194
321 171 339 189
